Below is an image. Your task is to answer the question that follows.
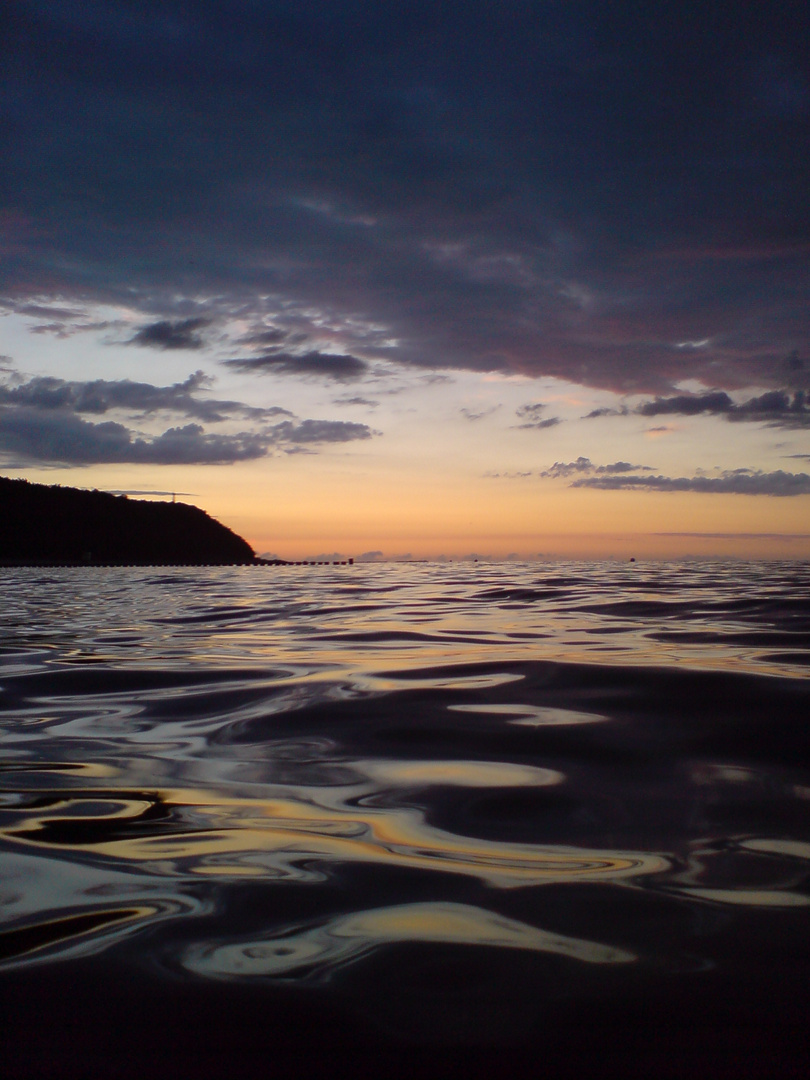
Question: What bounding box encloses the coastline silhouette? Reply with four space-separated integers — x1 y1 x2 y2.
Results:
0 476 255 565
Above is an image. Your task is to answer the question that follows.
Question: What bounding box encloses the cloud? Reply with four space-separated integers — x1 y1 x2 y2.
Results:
238 327 289 347
223 351 369 381
637 391 734 416
0 409 269 465
539 457 654 480
729 389 809 427
4 5 808 395
571 469 810 496
598 461 653 474
14 303 84 320
269 419 374 444
541 457 595 479
461 405 500 421
0 370 287 424
334 396 379 407
0 406 375 466
0 365 376 466
525 416 561 430
583 406 628 419
513 403 562 430
634 388 809 428
128 318 210 350
515 403 546 420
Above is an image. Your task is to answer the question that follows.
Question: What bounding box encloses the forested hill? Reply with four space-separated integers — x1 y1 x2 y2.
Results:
0 477 256 565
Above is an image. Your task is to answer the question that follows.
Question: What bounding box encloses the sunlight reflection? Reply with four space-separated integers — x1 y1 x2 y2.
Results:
183 900 636 982
447 703 608 726
357 758 562 787
4 787 667 888
670 886 810 908
740 838 810 861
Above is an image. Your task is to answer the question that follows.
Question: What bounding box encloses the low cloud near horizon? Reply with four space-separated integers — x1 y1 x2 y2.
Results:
572 469 810 497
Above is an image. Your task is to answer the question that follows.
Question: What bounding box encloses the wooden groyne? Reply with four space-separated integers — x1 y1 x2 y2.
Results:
0 558 355 568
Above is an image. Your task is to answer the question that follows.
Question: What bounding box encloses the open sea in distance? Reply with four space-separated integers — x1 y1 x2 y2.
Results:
1 560 810 1079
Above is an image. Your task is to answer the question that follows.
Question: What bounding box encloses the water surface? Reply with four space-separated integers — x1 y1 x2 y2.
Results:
2 561 809 1076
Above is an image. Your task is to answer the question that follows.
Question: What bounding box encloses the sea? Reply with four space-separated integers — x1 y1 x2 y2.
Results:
1 560 809 1078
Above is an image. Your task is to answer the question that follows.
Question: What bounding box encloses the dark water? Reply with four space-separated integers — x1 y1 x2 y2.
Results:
2 561 810 1077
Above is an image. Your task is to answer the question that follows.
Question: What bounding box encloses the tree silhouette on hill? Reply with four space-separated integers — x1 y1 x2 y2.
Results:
0 477 255 564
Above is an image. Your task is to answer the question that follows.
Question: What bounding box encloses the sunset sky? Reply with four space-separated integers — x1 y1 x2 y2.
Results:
2 1 809 559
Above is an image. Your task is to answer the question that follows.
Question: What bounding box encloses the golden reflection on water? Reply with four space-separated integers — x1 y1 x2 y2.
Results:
357 758 562 787
2 564 809 988
447 703 608 726
4 784 666 888
671 887 810 908
184 900 636 982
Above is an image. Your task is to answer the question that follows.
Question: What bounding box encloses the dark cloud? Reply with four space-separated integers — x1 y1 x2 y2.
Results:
0 406 374 466
597 461 652 474
0 370 287 423
540 457 653 479
510 406 556 432
223 351 369 381
541 457 595 479
583 406 630 419
572 469 810 496
238 327 289 347
3 3 807 394
513 402 562 429
522 416 561 430
516 403 546 420
15 303 84 320
0 365 375 465
729 389 809 427
334 396 379 407
637 392 734 416
0 409 269 465
128 318 210 350
28 322 73 337
635 388 809 427
268 419 374 444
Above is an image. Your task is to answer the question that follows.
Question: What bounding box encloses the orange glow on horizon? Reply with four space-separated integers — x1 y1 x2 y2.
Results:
9 461 810 563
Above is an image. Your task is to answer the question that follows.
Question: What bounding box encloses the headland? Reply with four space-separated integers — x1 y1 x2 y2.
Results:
0 476 259 566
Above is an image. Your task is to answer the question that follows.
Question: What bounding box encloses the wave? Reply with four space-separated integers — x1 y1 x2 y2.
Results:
1 561 809 1066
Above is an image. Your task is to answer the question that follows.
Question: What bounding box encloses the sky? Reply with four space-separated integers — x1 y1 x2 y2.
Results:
2 0 809 560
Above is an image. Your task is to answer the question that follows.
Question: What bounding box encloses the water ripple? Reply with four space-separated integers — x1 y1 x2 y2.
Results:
1 560 809 1051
